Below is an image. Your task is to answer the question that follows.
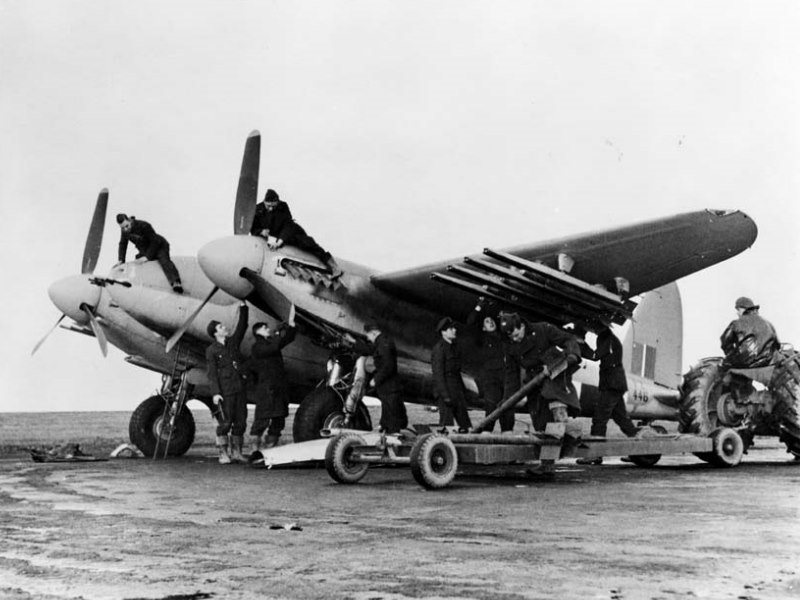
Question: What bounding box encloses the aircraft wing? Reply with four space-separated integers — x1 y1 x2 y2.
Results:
371 209 757 327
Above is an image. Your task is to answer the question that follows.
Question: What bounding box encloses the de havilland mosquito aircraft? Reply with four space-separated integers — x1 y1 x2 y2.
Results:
35 130 759 458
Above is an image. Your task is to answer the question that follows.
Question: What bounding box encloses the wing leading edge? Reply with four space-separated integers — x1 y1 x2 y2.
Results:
371 209 757 325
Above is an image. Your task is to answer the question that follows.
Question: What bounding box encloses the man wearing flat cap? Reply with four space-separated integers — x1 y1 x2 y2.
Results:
720 296 780 368
352 323 407 434
499 311 582 432
431 317 472 432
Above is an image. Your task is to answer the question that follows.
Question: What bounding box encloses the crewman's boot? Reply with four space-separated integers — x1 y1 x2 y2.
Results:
264 434 280 449
249 435 263 455
230 435 247 464
216 435 231 465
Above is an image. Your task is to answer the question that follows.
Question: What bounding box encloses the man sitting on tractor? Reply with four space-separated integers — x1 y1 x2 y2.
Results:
720 296 780 368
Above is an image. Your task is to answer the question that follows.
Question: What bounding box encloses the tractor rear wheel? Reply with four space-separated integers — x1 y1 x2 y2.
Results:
679 357 749 464
679 358 727 435
771 350 800 458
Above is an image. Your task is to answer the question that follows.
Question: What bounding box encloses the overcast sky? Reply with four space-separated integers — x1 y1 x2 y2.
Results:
2 1 799 412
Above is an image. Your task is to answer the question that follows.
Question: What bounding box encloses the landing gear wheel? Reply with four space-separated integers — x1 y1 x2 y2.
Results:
410 433 458 489
292 387 372 442
323 411 346 430
627 427 662 468
325 433 369 484
707 427 744 467
129 395 196 457
772 350 800 459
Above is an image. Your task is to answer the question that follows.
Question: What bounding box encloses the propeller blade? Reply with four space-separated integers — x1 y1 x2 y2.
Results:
165 286 219 353
31 314 66 356
81 188 109 274
233 130 260 235
80 303 108 357
240 268 293 323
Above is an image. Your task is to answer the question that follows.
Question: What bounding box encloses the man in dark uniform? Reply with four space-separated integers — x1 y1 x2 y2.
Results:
115 214 183 293
250 189 342 278
467 298 512 432
431 317 472 433
500 312 582 432
205 301 249 464
720 296 780 368
576 320 637 465
500 312 581 479
247 316 297 454
354 323 408 434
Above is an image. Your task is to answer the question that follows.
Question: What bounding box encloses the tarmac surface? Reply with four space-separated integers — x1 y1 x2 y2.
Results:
1 435 799 600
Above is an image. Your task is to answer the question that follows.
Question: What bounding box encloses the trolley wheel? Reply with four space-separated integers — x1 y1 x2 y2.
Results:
628 426 662 468
410 433 458 489
325 433 369 484
707 427 744 468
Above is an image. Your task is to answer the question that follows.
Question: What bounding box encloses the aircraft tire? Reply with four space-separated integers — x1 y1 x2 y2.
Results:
627 426 662 467
129 395 196 458
410 433 458 490
771 350 800 459
292 387 372 443
325 433 369 484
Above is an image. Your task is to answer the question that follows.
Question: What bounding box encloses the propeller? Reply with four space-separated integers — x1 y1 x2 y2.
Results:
82 188 109 274
234 130 260 234
33 189 110 356
165 286 219 353
240 268 294 323
31 314 66 356
81 303 108 357
166 130 261 350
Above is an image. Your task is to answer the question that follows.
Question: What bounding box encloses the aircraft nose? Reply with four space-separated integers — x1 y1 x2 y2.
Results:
198 235 265 298
48 274 101 323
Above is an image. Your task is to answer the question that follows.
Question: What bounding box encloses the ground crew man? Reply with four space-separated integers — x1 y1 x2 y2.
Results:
352 323 408 434
500 312 581 478
467 299 513 432
500 312 582 430
247 316 297 454
250 189 342 278
205 301 249 464
115 214 184 293
720 296 780 368
576 320 638 465
431 317 472 433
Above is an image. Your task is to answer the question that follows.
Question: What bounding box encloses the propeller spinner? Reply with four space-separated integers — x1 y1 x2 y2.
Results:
32 189 110 356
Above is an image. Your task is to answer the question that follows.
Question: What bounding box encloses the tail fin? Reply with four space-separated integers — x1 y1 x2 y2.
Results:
621 282 683 389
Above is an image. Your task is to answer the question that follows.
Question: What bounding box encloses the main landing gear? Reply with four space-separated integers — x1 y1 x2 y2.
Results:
129 371 196 458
